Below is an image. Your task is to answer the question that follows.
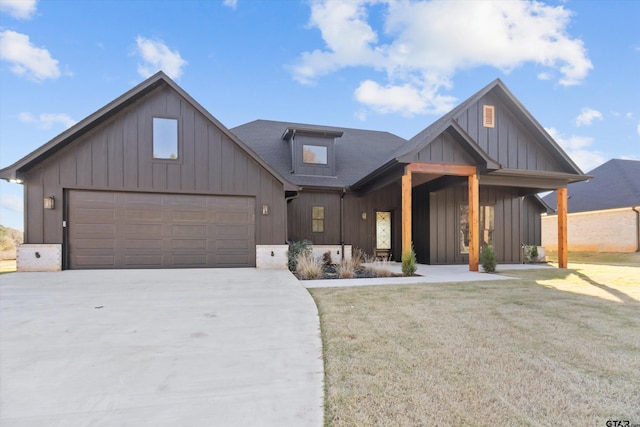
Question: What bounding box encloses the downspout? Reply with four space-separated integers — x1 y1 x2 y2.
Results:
340 188 346 261
633 206 640 252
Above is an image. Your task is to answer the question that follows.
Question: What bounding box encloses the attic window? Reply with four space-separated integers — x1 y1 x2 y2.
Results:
483 105 495 128
153 118 178 159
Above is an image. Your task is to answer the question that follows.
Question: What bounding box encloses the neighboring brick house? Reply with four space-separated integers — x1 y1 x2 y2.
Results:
542 159 640 252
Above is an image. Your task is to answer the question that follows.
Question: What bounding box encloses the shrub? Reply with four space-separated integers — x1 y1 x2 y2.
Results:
401 246 417 276
530 245 538 260
336 257 356 279
480 244 497 273
287 240 312 272
322 250 333 266
367 259 394 278
352 248 366 269
296 253 323 280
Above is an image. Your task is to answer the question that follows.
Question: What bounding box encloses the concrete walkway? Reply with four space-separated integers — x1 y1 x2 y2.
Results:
303 262 553 288
0 269 324 427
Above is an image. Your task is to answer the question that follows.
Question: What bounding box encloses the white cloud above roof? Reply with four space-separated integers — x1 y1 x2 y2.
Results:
0 30 60 82
546 127 605 172
18 112 76 129
0 0 37 20
223 0 238 9
292 0 592 116
135 36 187 79
575 107 603 127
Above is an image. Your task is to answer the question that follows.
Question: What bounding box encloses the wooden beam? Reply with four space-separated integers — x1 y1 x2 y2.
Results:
557 187 568 268
407 162 476 176
402 170 412 255
468 172 479 272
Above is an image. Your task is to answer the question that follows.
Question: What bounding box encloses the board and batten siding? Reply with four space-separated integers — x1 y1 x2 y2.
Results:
455 92 565 173
413 184 526 265
23 85 286 247
287 183 401 259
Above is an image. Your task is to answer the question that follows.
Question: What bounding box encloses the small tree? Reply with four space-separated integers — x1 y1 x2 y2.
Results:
480 244 497 273
530 245 538 261
287 240 312 272
401 246 417 276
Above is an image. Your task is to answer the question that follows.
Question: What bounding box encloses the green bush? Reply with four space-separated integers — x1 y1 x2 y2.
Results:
480 244 497 273
401 246 417 276
287 240 312 272
530 245 538 260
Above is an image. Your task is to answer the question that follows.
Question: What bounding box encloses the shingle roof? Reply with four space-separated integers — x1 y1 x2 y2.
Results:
542 159 640 212
230 119 409 188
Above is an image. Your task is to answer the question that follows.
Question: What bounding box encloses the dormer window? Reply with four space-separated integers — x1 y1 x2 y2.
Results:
282 126 343 176
302 145 328 165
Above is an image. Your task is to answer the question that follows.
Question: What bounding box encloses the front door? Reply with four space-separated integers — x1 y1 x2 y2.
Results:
375 211 392 259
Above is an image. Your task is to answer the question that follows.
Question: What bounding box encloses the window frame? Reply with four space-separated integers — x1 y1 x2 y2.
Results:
311 206 325 233
459 203 495 254
152 117 180 161
302 144 328 165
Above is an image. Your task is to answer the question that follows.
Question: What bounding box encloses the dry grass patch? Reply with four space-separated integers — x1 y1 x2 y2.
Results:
310 263 640 426
0 260 16 274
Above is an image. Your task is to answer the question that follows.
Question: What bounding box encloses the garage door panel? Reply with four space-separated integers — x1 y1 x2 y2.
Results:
68 190 255 269
75 255 115 266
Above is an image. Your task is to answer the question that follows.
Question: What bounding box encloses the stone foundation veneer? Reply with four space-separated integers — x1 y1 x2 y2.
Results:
17 244 62 272
256 244 353 269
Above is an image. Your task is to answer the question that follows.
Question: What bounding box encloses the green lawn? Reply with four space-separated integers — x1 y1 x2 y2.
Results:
310 256 640 426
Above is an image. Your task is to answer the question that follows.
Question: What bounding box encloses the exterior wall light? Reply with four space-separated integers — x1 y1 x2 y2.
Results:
262 204 269 215
44 196 55 210
361 212 367 220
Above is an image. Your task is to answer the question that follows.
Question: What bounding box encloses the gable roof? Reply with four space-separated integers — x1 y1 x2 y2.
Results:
542 159 640 213
231 119 408 188
0 72 297 191
401 78 584 176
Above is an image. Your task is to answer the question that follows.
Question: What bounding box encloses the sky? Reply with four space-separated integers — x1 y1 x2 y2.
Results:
0 0 639 231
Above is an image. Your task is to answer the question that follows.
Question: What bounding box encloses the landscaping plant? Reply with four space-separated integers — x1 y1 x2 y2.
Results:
295 252 323 280
401 246 417 276
287 239 312 271
480 244 497 272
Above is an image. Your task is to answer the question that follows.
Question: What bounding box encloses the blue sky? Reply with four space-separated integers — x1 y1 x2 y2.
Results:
1 0 638 231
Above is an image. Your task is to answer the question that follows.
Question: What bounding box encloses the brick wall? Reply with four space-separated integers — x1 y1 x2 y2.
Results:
542 207 639 252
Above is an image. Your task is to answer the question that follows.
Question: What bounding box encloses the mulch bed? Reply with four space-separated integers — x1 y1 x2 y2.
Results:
294 264 407 280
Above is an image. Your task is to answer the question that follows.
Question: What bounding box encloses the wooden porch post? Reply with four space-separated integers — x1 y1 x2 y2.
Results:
557 187 568 268
402 169 412 254
468 172 479 271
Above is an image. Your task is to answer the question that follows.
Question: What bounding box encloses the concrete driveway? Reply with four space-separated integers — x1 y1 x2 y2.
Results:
0 269 323 426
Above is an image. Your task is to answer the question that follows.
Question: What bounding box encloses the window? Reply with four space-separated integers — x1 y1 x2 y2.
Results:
483 105 495 128
459 204 494 254
312 206 325 233
302 145 328 165
153 118 178 159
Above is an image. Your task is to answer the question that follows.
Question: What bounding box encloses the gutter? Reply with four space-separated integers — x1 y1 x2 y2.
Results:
633 206 640 252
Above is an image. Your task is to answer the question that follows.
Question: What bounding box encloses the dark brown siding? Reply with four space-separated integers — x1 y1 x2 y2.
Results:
412 131 476 165
288 184 401 260
426 185 524 264
455 92 565 172
522 196 544 246
23 85 286 252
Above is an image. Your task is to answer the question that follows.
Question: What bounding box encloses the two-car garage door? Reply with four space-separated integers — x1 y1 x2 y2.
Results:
68 190 255 269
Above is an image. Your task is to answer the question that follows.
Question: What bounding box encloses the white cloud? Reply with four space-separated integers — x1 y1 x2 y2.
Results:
0 0 37 19
135 36 187 79
637 121 640 136
0 30 60 81
575 107 603 127
223 0 237 9
545 127 605 172
0 194 23 213
19 112 76 129
292 0 592 116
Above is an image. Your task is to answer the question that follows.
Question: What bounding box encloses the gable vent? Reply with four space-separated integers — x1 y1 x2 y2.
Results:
483 105 495 128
